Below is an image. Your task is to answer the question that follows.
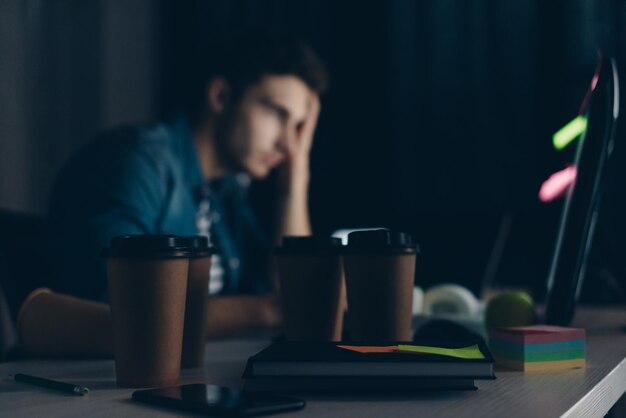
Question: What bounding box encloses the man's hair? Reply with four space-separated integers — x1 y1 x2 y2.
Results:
187 30 328 126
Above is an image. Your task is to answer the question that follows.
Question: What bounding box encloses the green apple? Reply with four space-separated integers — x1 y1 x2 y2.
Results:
485 291 536 329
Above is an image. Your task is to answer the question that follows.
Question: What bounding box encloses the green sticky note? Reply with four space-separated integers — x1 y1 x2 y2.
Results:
553 115 587 150
398 344 485 360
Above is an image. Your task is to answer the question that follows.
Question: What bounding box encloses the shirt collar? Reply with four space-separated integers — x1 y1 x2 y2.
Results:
169 114 249 200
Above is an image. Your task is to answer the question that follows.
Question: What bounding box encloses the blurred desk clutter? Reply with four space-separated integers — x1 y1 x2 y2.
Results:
1 308 625 417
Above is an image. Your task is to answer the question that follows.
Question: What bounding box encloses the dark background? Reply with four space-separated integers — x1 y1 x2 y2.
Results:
1 0 625 301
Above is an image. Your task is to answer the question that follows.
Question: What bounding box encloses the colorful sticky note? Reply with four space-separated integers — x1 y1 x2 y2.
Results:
337 344 486 360
489 325 586 344
496 357 585 372
553 115 587 150
337 345 398 354
490 347 585 362
489 338 585 354
398 344 485 360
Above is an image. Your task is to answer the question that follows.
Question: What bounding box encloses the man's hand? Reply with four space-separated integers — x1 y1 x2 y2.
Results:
279 93 321 194
292 93 321 163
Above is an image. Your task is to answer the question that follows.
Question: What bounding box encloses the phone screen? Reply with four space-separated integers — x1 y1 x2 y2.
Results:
132 384 305 417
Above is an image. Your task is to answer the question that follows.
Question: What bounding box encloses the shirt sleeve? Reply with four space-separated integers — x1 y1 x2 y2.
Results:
48 129 169 301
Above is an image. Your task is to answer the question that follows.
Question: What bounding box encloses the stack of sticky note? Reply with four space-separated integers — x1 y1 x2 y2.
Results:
488 325 585 371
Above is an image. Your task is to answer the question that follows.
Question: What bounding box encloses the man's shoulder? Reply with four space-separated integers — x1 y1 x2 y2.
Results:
60 121 184 180
50 121 185 204
84 121 175 163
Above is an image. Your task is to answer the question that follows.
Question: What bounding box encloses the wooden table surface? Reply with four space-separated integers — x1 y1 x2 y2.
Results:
1 307 625 418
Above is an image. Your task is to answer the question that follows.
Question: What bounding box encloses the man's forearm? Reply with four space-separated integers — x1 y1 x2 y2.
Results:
277 190 312 238
205 295 281 338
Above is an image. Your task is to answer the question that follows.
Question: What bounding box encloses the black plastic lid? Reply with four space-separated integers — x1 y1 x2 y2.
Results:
275 236 343 255
181 236 216 258
344 229 418 254
102 235 191 259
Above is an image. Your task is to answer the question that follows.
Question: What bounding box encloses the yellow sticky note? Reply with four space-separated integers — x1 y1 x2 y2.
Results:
337 345 398 354
398 344 485 360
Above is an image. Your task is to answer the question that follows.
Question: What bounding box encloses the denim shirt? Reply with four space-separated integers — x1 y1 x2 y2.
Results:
48 116 271 301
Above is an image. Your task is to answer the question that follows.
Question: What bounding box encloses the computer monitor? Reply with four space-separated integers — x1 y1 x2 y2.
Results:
544 56 620 325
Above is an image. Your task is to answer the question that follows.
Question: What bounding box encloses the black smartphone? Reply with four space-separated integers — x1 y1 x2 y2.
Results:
132 384 305 417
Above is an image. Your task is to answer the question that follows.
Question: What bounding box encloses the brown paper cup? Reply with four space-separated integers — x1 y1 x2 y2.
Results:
276 248 345 341
106 256 189 388
181 255 211 368
17 288 112 357
344 253 415 342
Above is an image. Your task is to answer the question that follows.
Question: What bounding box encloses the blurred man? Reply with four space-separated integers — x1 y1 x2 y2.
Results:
47 31 328 336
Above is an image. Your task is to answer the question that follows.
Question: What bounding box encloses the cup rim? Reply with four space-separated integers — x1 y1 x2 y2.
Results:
102 248 191 259
274 247 343 256
341 246 419 255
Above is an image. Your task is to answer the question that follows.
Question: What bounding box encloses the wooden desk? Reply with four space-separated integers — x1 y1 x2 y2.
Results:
1 307 625 418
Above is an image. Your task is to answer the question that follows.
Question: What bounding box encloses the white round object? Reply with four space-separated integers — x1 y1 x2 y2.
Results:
423 284 480 317
412 286 424 315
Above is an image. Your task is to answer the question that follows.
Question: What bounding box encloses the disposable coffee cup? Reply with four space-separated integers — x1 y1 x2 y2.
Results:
275 236 345 341
343 229 418 342
103 235 190 388
180 236 214 369
17 288 112 357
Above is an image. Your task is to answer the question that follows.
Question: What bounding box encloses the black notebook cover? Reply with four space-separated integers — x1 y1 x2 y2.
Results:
244 340 495 379
243 373 478 393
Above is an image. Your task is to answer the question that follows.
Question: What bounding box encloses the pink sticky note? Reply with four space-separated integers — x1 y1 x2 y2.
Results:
489 325 586 344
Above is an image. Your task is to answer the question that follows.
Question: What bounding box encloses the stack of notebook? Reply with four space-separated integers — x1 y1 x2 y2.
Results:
488 325 586 371
243 340 495 392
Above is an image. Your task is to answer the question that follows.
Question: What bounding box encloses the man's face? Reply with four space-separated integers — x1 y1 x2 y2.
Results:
216 75 313 179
